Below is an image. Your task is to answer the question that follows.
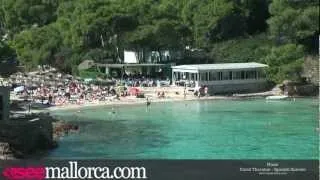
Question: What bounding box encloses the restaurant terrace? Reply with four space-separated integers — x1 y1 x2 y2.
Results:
172 62 269 94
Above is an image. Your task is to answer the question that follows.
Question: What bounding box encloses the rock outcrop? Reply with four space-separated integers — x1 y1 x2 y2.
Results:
281 81 319 96
0 113 57 159
52 120 79 141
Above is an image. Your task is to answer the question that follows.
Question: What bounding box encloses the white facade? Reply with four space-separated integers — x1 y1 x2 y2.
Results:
124 51 139 63
124 50 182 64
172 63 269 94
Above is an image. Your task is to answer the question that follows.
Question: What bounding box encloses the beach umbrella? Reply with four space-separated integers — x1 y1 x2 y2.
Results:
128 87 140 96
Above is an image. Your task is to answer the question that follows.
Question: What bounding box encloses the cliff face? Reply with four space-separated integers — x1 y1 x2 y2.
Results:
0 114 57 159
302 56 319 86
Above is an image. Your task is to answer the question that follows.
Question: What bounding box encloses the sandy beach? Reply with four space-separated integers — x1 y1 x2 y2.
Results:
46 94 266 112
45 85 278 112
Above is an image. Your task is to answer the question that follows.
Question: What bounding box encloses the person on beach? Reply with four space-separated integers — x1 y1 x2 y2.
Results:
204 86 208 97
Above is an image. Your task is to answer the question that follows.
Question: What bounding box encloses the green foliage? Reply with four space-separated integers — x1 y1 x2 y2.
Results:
0 0 59 35
209 34 273 63
262 44 305 83
0 0 317 83
267 0 319 47
0 41 15 58
79 67 105 79
83 49 112 63
11 24 62 70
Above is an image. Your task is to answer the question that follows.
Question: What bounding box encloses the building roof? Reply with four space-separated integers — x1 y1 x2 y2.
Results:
172 62 268 71
96 63 171 68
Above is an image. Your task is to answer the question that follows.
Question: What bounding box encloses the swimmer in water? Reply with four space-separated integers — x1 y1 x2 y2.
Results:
111 107 116 114
146 98 151 112
146 98 151 106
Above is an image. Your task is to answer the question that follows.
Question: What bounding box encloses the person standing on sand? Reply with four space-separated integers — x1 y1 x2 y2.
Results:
204 86 208 97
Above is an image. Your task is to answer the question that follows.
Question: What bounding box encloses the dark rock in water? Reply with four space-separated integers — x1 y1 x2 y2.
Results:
53 120 80 141
0 113 59 159
282 81 319 96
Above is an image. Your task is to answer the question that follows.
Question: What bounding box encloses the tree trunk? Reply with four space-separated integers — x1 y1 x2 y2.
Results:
157 48 162 63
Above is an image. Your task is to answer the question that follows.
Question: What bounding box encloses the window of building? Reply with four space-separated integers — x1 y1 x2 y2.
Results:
190 73 194 81
222 71 229 80
246 70 256 79
241 71 245 79
201 72 207 81
176 72 180 80
233 71 241 80
210 72 219 81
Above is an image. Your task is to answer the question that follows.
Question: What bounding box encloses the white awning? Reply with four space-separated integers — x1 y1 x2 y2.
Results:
172 62 268 71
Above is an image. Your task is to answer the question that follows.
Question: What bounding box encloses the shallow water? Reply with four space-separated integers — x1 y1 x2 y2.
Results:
48 98 319 159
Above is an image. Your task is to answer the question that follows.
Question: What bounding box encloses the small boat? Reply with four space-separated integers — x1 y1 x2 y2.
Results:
266 95 289 100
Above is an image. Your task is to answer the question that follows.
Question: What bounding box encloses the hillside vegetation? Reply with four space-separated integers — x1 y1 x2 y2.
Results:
0 0 318 83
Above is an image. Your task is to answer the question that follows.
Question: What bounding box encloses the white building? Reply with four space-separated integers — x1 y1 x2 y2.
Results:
124 50 182 64
172 62 269 94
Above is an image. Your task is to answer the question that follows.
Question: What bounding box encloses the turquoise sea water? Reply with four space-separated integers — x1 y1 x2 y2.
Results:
49 98 319 159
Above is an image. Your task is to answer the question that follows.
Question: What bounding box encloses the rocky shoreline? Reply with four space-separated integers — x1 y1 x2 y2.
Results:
0 113 78 160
